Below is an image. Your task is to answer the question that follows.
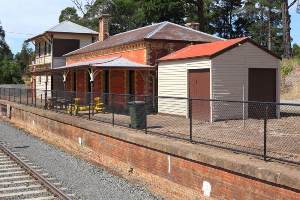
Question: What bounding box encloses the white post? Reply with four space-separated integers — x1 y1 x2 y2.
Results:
242 84 245 128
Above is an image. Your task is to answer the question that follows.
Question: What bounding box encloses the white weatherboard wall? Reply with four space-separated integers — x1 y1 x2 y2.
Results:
158 41 280 121
36 75 52 99
211 42 280 120
158 59 211 117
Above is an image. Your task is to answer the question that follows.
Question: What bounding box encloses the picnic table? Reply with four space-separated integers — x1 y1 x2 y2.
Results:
47 97 71 110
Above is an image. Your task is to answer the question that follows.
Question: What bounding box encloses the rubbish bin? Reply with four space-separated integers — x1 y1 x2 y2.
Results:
128 101 146 129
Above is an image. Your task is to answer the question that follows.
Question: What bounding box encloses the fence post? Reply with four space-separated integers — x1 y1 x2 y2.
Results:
31 89 36 107
19 88 21 104
55 91 58 112
112 94 115 126
88 103 91 120
44 90 47 109
189 98 193 142
263 104 269 161
8 88 10 101
145 96 148 134
40 94 43 107
26 89 29 105
13 88 16 102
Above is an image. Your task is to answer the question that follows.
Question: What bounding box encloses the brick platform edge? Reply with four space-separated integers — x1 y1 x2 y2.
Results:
0 100 299 200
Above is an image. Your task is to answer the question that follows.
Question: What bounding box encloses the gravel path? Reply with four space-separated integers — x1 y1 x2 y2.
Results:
0 121 162 200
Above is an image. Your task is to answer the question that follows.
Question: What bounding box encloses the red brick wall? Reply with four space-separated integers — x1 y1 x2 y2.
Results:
76 70 86 95
67 47 146 65
110 70 125 94
93 72 102 95
110 70 126 108
10 106 300 200
147 41 190 66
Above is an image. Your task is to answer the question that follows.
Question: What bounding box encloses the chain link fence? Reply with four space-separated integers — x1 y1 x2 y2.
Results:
0 87 299 165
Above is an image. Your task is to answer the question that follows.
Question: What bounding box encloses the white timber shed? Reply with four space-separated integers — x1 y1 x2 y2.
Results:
157 37 281 121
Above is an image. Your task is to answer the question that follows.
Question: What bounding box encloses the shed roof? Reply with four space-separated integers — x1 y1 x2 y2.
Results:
65 21 223 56
26 21 98 41
158 37 281 62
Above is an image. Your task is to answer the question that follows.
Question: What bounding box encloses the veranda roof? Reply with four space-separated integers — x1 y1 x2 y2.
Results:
55 57 152 70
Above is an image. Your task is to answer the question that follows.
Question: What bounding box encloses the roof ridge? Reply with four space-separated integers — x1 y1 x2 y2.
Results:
111 22 164 37
166 22 225 41
145 21 169 38
47 20 98 34
158 37 254 62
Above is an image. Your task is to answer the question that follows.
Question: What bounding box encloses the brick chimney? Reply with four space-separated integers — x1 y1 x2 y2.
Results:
185 22 200 31
99 14 110 42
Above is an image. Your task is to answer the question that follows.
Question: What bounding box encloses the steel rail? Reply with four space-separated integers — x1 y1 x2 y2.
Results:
0 144 72 200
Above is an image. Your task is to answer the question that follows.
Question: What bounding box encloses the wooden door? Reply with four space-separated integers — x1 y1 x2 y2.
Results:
248 68 277 118
189 69 210 121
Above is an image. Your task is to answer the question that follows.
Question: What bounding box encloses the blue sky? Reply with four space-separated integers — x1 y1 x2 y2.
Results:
0 0 299 54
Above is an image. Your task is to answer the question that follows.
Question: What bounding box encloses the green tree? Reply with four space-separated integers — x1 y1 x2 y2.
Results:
59 7 80 23
209 0 243 38
83 0 146 35
293 44 300 58
141 0 185 25
0 20 24 84
183 0 211 32
14 42 34 73
0 22 13 61
244 0 283 55
0 59 24 84
281 0 298 58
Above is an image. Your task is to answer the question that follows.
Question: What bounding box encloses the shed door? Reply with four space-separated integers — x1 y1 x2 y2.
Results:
189 69 210 121
248 68 277 118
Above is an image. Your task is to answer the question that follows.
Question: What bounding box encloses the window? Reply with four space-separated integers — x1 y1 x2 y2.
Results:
35 43 38 55
38 43 41 57
48 43 51 55
92 36 96 43
128 71 135 95
44 42 47 55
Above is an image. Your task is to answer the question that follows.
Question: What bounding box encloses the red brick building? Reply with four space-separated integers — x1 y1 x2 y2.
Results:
59 15 221 100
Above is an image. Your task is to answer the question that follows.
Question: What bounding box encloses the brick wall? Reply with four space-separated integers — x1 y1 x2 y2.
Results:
5 102 300 200
76 70 86 95
93 72 102 95
66 43 147 65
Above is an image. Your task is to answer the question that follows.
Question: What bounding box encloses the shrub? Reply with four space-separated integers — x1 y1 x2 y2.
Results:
281 59 294 77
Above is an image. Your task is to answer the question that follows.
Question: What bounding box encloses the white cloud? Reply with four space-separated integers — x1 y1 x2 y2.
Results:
0 0 74 53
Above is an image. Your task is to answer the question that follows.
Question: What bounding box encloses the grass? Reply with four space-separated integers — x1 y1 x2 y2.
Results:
281 57 300 100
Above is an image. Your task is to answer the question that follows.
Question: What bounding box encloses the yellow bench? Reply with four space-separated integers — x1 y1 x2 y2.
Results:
67 97 104 115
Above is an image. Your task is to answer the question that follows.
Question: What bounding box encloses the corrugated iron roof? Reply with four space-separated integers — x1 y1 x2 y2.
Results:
47 21 98 34
65 21 223 56
26 21 98 41
158 37 281 61
55 57 151 70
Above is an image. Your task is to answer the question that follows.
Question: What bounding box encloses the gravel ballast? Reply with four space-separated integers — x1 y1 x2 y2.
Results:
0 121 162 200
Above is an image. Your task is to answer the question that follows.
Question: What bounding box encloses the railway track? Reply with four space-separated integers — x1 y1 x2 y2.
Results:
0 142 74 200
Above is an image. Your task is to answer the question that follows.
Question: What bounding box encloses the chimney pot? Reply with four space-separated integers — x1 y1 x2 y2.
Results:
99 14 110 42
185 22 200 31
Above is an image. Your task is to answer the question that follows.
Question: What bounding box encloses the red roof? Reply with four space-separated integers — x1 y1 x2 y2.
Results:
159 37 260 61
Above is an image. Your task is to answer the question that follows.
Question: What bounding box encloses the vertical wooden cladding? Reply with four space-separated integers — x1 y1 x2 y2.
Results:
248 68 277 118
53 39 80 57
189 69 210 121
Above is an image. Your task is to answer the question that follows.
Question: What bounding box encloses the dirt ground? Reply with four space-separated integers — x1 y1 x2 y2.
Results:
1 93 299 164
